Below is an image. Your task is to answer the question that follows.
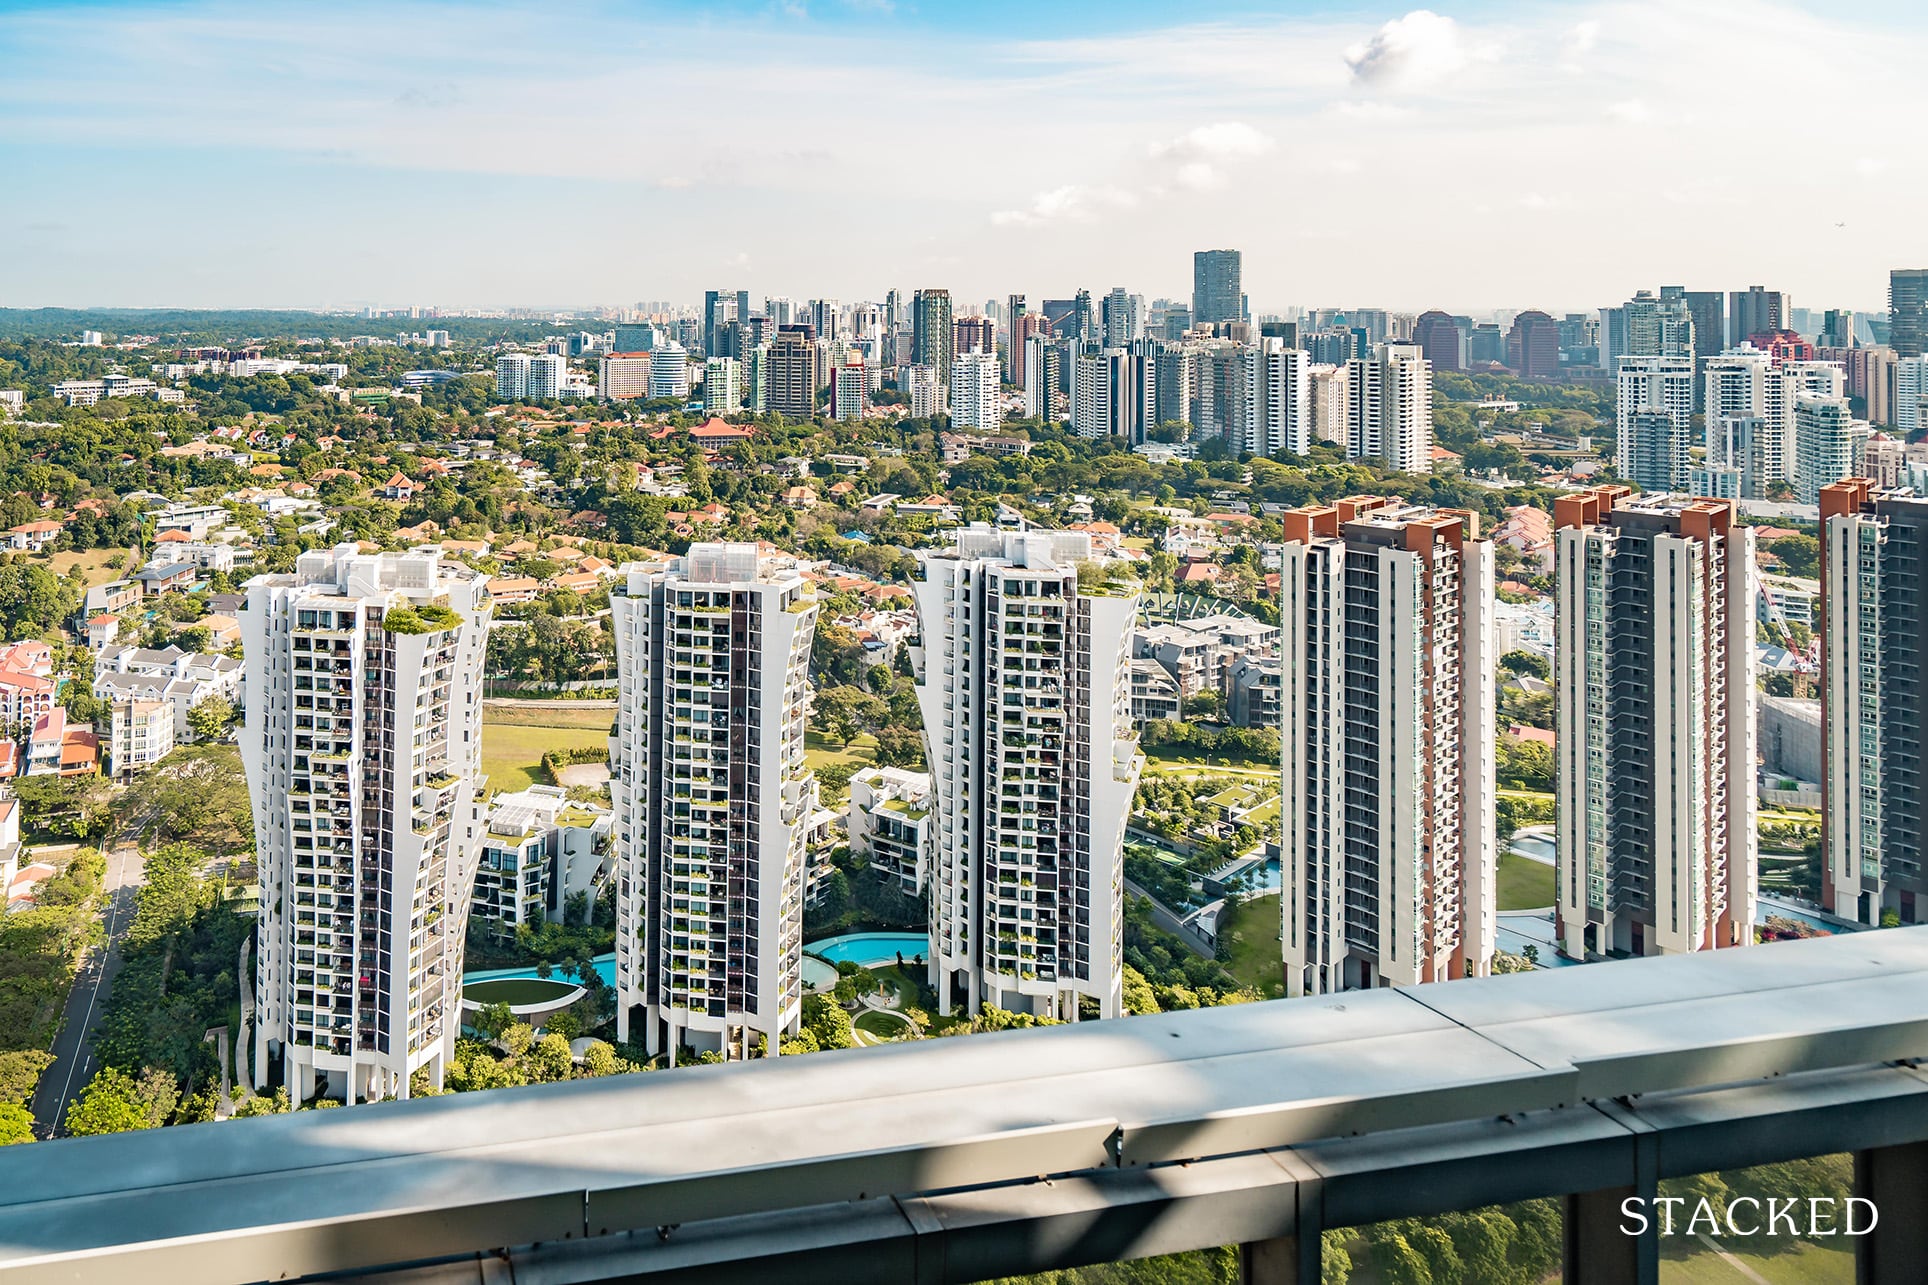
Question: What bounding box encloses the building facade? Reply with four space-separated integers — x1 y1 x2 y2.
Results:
913 529 1142 1020
1277 499 1497 995
242 545 492 1103
1617 355 1694 491
1553 488 1756 960
1819 480 1928 927
912 289 955 390
949 351 1002 432
1192 249 1242 327
609 544 818 1062
1345 344 1431 474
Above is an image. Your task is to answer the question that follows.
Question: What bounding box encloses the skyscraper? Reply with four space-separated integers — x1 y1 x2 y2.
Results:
1897 355 1928 437
1682 290 1726 361
1505 310 1561 379
1411 310 1463 373
949 351 1001 432
766 325 821 418
914 528 1141 1020
1616 355 1694 490
703 356 741 412
610 544 819 1062
242 545 492 1102
1278 499 1496 995
1009 312 1048 389
1891 269 1928 359
1004 294 1026 381
1623 290 1695 359
1101 288 1140 347
1794 394 1857 503
913 288 955 389
830 361 867 422
1554 488 1756 959
954 315 995 358
1345 343 1431 473
648 342 691 401
1021 337 1058 421
1245 339 1311 457
1819 480 1928 927
1192 249 1242 327
1730 285 1790 347
702 290 750 358
904 364 943 419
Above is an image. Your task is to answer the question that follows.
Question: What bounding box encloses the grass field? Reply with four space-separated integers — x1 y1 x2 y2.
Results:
1659 1239 1852 1284
44 546 131 588
1497 853 1556 911
1217 893 1285 998
1142 743 1277 778
853 1008 913 1041
804 729 878 777
481 705 609 794
462 977 582 1006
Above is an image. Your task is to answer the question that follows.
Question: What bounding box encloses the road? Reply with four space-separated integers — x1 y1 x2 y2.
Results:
30 817 151 1138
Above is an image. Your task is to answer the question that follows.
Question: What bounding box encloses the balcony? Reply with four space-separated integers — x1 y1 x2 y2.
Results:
12 929 1928 1282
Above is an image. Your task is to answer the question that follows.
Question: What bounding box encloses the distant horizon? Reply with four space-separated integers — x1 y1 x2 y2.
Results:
4 0 1924 309
0 295 1904 325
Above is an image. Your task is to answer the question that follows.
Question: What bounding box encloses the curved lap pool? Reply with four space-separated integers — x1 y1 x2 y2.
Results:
805 932 930 967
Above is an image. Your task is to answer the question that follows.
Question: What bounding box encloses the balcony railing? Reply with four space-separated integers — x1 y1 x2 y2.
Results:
7 929 1928 1283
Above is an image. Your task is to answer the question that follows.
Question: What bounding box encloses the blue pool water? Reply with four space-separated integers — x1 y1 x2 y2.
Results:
466 954 616 989
1510 833 1556 863
807 932 930 966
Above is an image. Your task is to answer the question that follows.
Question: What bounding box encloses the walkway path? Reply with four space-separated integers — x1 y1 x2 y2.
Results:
203 1027 233 1118
234 933 255 1104
1124 879 1214 958
30 812 154 1137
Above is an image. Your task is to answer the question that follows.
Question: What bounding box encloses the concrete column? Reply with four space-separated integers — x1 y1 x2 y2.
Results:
1239 1235 1316 1284
1857 1140 1928 1283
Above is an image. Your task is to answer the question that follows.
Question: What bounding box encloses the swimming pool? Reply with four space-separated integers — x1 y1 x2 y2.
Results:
465 954 616 988
1510 833 1556 863
806 932 930 966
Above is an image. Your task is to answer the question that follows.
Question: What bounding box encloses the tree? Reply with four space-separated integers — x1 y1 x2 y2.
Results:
527 1032 574 1083
64 1066 156 1136
186 694 233 742
0 1103 32 1145
1768 533 1819 578
472 1002 515 1041
1498 650 1551 680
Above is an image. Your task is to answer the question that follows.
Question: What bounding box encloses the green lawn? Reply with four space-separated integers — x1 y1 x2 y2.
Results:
1659 1239 1852 1284
462 977 582 1006
1142 743 1277 778
1217 893 1285 998
1497 853 1556 911
804 729 878 776
481 711 609 794
853 1008 914 1040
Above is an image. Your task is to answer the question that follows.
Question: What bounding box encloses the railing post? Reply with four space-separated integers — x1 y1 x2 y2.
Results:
1856 1140 1928 1283
1239 1234 1317 1285
1564 1185 1655 1285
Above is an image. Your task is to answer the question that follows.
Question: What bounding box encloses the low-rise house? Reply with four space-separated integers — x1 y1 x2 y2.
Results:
132 561 198 596
470 786 613 939
1227 655 1282 729
6 519 64 551
108 699 175 779
150 503 229 540
84 580 140 617
1130 658 1183 722
488 577 541 604
0 642 59 730
93 644 244 743
148 540 235 572
847 766 932 896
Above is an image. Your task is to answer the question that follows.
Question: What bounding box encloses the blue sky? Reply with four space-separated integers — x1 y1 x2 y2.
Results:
1 0 1919 313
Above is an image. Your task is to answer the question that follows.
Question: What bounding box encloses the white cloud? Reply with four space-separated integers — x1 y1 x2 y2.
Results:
1145 120 1274 191
1607 97 1655 123
990 184 1138 227
1565 20 1601 55
1344 10 1488 91
1854 156 1887 176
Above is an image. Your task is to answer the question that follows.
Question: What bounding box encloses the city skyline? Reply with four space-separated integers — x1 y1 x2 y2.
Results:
4 0 1926 310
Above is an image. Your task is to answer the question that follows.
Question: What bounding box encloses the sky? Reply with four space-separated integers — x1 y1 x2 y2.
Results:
1 0 1922 315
